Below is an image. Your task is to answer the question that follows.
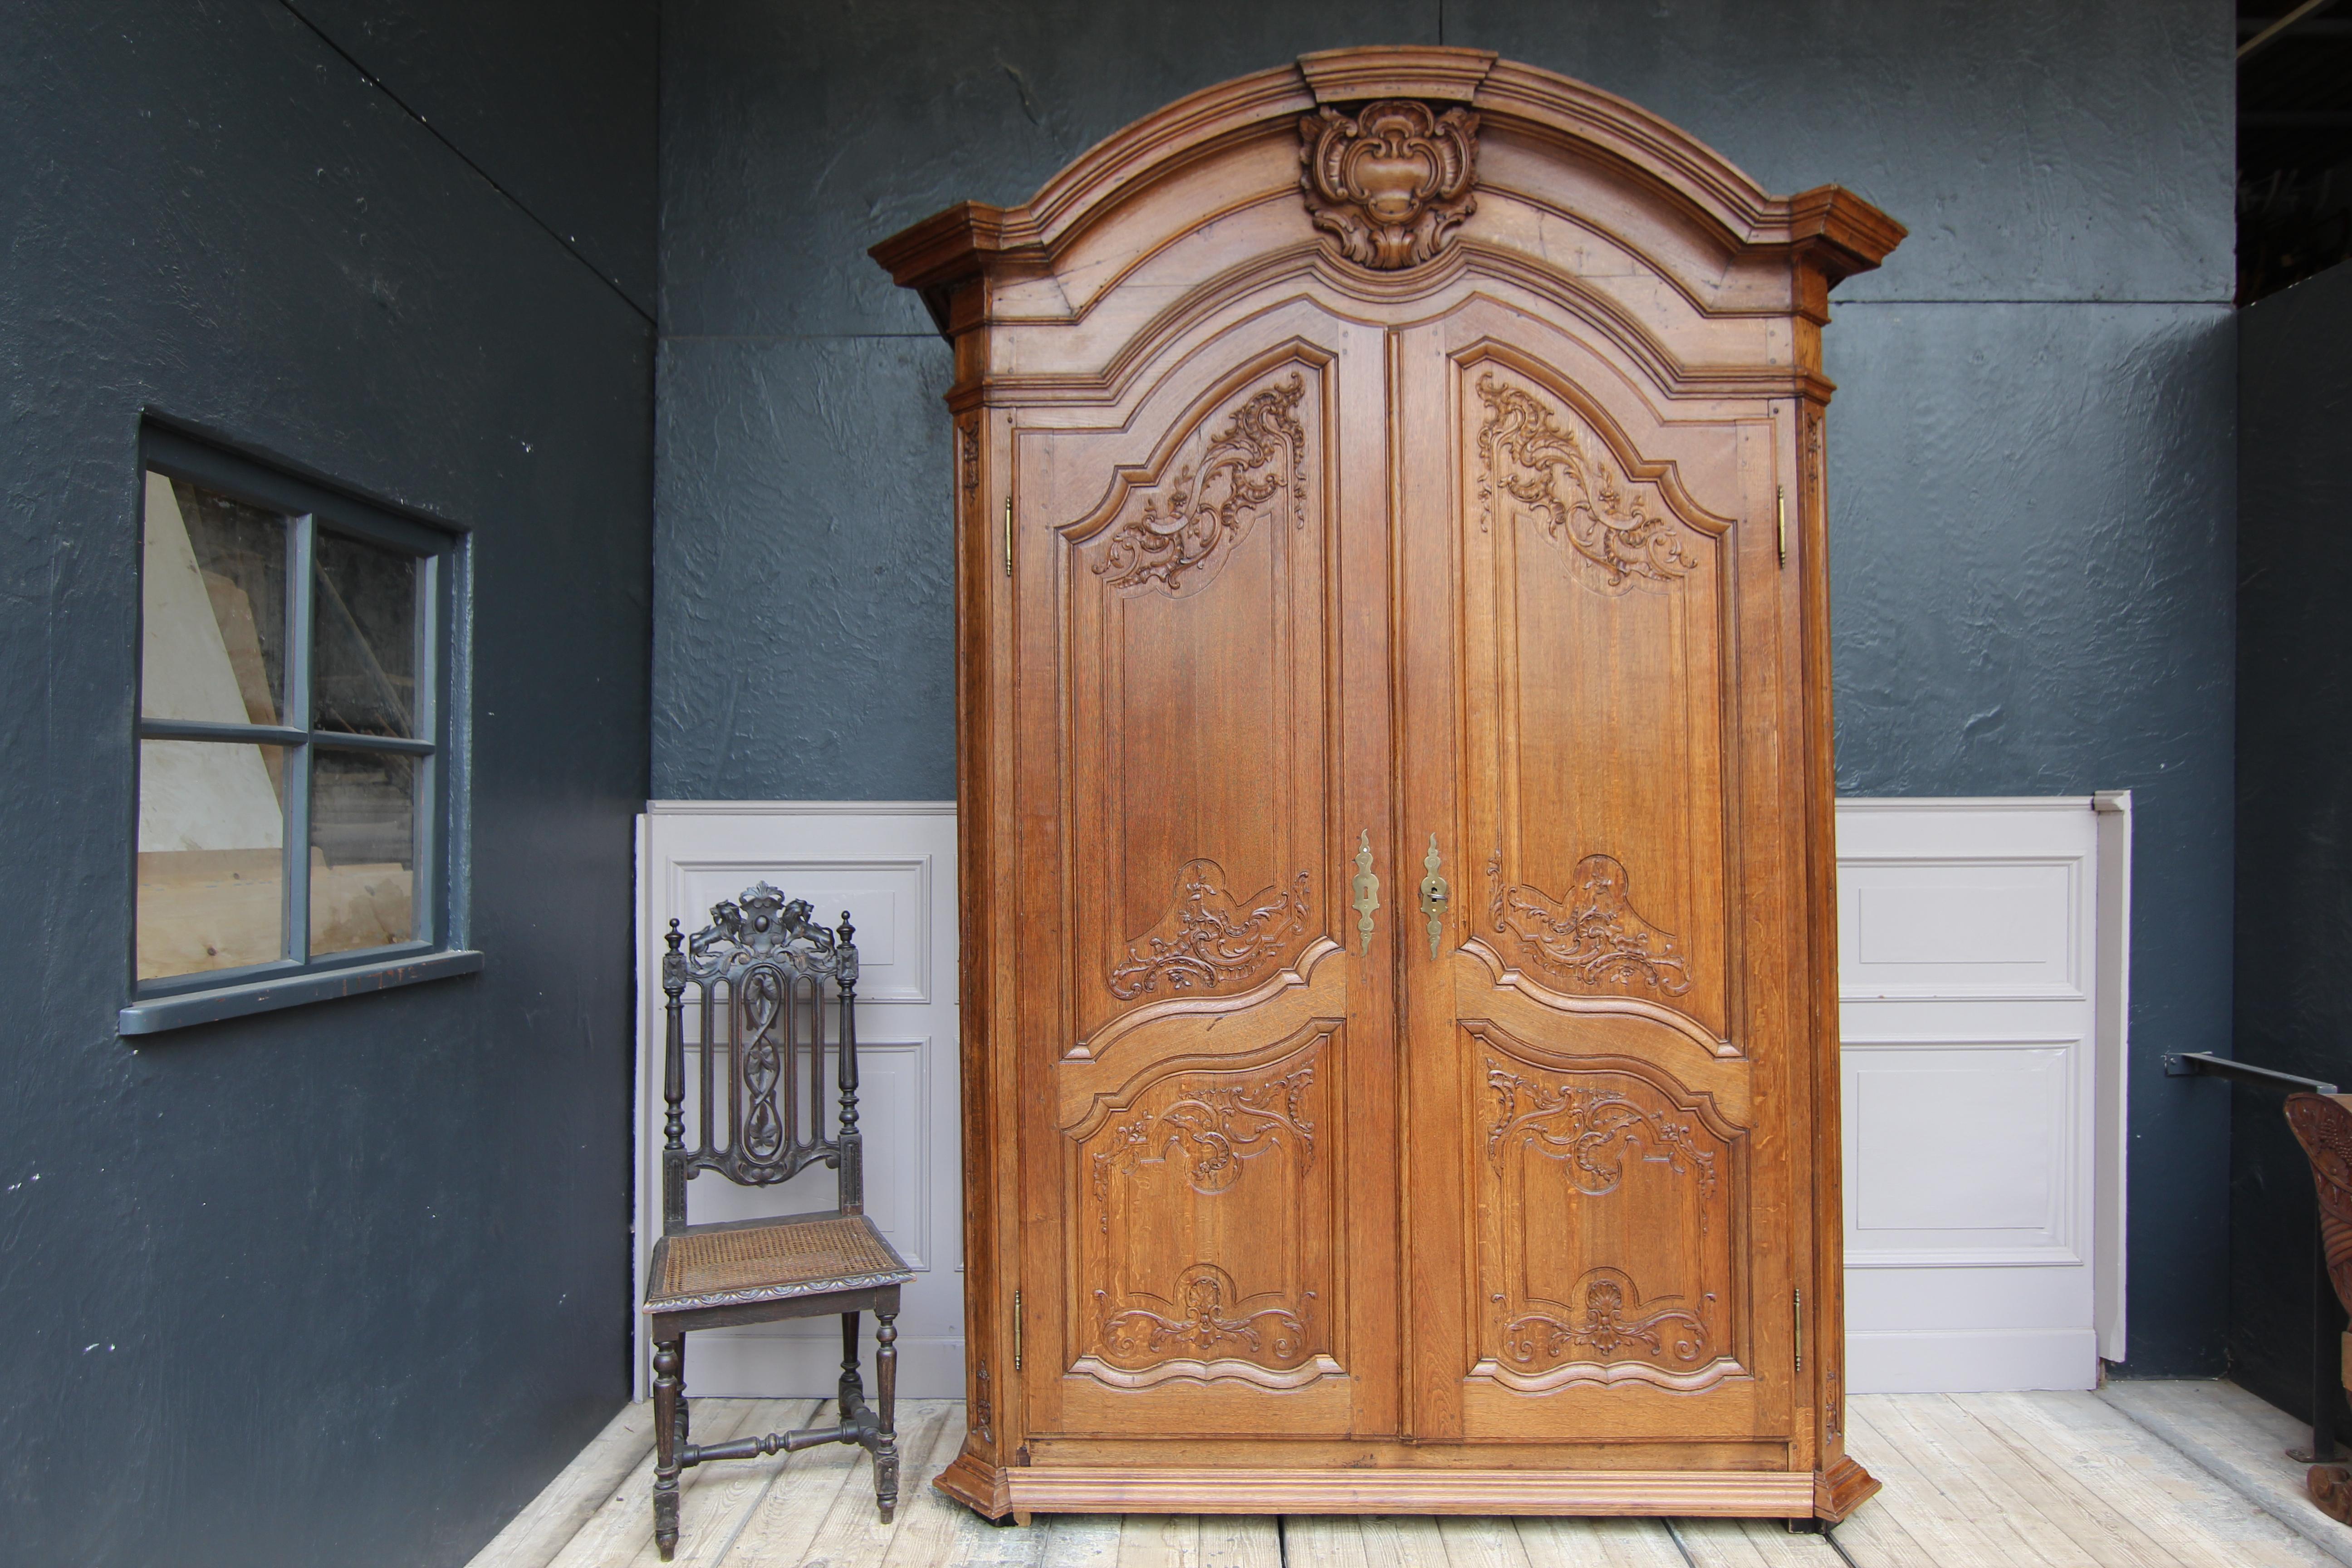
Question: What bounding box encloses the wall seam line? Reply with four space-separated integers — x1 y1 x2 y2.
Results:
276 0 655 328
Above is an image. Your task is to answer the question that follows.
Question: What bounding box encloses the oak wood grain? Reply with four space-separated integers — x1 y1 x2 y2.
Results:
874 43 1900 1518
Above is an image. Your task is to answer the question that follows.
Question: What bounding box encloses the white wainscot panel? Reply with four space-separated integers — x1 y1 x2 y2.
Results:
669 857 933 1004
637 803 961 1400
672 1041 932 1270
1839 859 2081 1001
1844 1040 2081 1267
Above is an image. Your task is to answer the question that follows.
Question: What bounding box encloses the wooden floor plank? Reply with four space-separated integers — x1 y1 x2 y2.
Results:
1989 1389 2337 1568
1034 1510 1122 1568
466 1403 655 1568
1360 1514 1451 1568
484 1387 2352 1568
541 1399 779 1568
1899 1391 2181 1568
1279 1516 1375 1568
885 1409 1012 1568
1199 1515 1284 1568
1515 1517 1687 1568
1438 1514 1536 1568
1671 1517 1844 1568
696 1397 895 1568
2098 1380 2352 1568
1842 1397 2037 1568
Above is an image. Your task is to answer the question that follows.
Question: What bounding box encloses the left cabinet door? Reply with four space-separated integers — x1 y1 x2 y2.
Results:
1010 314 1401 1445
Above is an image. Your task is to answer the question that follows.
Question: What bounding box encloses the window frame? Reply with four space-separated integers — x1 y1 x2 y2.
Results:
119 424 478 1036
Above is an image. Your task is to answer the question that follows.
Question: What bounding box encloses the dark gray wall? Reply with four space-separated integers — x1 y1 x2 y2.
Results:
657 0 2239 1373
2230 259 2352 1424
0 4 654 1564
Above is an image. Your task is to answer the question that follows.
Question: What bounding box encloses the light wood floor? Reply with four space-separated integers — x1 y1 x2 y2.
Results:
467 1384 2352 1568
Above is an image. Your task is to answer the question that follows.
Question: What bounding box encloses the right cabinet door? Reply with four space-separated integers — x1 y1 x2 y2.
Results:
1392 302 1803 1450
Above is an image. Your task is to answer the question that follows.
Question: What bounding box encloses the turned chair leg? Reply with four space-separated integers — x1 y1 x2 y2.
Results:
652 1336 683 1560
874 1309 900 1521
838 1311 866 1421
675 1335 691 1453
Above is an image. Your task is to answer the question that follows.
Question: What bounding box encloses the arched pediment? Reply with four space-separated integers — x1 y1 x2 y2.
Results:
871 46 1902 337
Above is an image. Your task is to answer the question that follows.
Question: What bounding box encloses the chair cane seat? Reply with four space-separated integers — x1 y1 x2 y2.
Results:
645 1213 911 1314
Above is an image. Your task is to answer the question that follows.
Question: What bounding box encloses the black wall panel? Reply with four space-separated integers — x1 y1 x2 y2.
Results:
2230 260 2352 1425
0 3 654 1563
654 0 2239 1374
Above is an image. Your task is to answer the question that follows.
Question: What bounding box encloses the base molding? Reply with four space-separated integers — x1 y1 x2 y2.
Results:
942 1461 1841 1517
1813 1456 1882 1522
933 1446 1014 1520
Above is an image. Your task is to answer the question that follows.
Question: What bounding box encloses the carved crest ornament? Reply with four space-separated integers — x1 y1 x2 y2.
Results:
1298 99 1480 270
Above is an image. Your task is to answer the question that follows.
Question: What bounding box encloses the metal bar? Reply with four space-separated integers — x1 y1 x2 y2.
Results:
284 514 316 966
2169 1048 2342 1459
2241 0 2341 61
308 729 435 756
136 719 310 747
2164 1051 2339 1095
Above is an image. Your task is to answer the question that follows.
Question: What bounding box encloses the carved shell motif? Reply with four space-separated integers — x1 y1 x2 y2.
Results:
1476 374 1699 589
1298 100 1479 270
1488 850 1693 996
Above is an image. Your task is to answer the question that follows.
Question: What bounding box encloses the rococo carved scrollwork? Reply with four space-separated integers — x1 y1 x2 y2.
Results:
1109 859 1311 999
1094 374 1308 594
1504 1272 1709 1369
1487 1062 1719 1203
1476 373 1698 588
1098 1263 1313 1367
1298 99 1479 270
1091 1062 1317 1228
1488 850 1693 995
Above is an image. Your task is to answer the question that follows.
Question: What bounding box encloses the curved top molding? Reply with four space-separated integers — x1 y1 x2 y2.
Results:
871 46 1903 332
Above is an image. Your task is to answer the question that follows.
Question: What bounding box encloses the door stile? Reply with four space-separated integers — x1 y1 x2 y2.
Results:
1391 322 1474 1443
1336 321 1404 1442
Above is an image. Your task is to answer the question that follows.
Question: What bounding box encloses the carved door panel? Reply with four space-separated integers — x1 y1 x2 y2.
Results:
1392 304 1798 1446
1015 316 1401 1442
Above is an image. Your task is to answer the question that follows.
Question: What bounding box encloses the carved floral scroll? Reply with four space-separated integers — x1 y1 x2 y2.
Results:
1487 850 1693 996
1476 373 1698 589
1504 1272 1709 1371
1098 1263 1313 1367
1093 374 1308 595
1109 859 1312 1000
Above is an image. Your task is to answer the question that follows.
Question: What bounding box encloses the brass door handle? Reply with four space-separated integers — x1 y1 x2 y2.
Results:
1351 830 1380 956
1418 834 1449 959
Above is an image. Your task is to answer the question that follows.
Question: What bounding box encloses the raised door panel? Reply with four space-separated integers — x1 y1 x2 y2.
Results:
1018 319 1396 1441
1393 302 1792 1446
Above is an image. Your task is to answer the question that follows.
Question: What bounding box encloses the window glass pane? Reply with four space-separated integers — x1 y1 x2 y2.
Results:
311 748 415 954
314 532 418 738
141 473 286 725
137 738 286 980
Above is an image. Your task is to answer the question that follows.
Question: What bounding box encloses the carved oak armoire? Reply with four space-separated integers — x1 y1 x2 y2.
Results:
872 47 1902 1523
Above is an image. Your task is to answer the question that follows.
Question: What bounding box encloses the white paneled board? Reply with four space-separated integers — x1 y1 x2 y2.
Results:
635 803 961 1399
636 797 2128 1400
1838 795 2131 1393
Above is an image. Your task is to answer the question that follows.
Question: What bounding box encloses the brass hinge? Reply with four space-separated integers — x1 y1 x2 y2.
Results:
1776 483 1788 568
1794 1287 1805 1374
1013 1289 1024 1372
1003 496 1014 578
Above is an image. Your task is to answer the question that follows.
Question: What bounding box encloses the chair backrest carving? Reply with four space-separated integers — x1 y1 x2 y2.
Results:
660 883 862 1235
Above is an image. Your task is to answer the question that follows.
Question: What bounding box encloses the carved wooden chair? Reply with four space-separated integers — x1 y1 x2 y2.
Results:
643 884 911 1559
